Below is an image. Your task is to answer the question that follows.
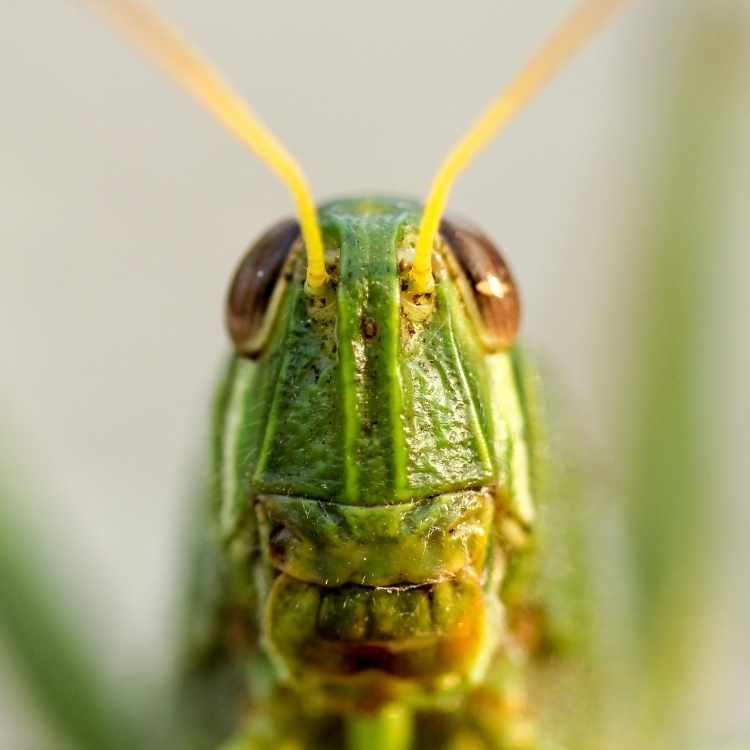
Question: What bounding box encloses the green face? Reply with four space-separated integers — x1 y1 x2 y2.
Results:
215 196 534 710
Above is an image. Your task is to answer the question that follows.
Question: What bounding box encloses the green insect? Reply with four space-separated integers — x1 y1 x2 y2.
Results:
191 197 538 750
4 0 746 747
4 1 654 749
46 1 638 749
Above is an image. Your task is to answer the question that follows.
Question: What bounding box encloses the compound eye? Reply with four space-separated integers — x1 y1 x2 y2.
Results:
440 218 520 351
226 218 300 356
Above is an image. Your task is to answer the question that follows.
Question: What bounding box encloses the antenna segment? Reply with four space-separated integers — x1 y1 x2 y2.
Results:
412 0 637 293
84 0 327 289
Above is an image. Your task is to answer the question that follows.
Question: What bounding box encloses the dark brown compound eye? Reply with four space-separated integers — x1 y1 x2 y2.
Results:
440 218 520 351
226 218 300 356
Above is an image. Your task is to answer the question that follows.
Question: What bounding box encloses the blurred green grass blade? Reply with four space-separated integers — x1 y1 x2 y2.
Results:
520 356 611 748
0 477 152 750
616 6 747 744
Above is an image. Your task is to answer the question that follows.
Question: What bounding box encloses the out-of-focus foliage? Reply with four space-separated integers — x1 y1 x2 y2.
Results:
0 446 153 750
548 5 748 749
530 4 748 750
617 11 747 746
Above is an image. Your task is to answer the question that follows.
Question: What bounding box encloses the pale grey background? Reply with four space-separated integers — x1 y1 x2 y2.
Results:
1 1 748 746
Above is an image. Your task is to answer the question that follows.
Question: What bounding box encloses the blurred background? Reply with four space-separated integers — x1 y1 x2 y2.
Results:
1 1 748 747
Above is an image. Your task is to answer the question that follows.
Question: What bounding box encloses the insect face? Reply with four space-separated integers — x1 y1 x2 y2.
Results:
219 196 529 710
78 0 636 740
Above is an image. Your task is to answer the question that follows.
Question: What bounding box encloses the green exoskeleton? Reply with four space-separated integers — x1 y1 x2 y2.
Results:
185 197 541 749
70 1 637 748
4 2 747 748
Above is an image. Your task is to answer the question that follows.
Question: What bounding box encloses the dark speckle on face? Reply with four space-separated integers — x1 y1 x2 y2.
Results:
360 317 378 341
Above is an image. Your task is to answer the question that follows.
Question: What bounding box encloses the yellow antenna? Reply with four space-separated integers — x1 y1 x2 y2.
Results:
412 0 637 292
84 0 327 289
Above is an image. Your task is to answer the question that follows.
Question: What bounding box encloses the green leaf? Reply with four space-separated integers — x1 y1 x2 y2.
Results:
599 6 748 747
0 456 153 750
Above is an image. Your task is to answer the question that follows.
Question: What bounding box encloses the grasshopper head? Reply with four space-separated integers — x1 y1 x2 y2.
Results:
221 196 530 710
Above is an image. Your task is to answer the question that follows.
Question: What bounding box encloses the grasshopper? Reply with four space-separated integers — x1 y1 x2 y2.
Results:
6 1 642 748
193 197 538 749
160 1 637 744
